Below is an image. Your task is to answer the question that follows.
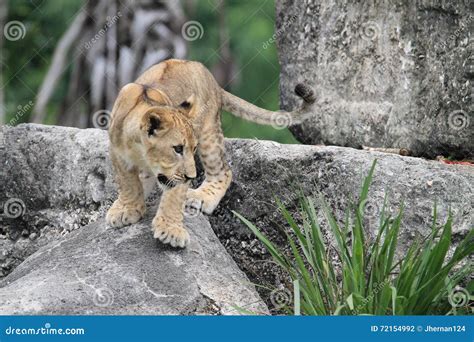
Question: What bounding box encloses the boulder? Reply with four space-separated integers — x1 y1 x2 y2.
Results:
0 124 116 277
0 124 267 314
214 139 473 305
0 213 267 315
276 0 473 159
1 124 472 312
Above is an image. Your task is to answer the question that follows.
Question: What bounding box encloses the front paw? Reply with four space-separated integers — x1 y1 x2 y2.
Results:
106 200 145 228
152 216 190 248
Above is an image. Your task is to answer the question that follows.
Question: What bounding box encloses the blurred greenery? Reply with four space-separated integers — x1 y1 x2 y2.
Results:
187 0 298 143
3 0 298 143
4 0 83 124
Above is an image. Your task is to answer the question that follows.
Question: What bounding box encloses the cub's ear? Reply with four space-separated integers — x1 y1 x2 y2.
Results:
179 94 195 112
141 109 166 137
148 115 161 136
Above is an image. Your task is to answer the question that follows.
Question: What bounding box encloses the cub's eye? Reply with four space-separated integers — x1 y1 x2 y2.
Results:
173 145 184 155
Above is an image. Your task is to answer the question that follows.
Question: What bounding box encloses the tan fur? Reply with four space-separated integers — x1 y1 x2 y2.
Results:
106 59 314 248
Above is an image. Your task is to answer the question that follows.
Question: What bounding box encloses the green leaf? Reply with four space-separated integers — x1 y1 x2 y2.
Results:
232 159 471 316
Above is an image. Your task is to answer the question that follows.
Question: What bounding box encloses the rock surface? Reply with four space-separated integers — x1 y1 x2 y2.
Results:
214 139 473 306
0 212 267 315
219 139 473 238
276 0 473 159
0 124 116 277
1 124 473 313
0 124 267 315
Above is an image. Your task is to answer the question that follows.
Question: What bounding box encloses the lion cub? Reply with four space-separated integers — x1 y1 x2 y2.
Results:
106 59 314 248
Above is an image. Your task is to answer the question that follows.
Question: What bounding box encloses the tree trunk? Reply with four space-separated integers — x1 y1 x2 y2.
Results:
33 0 187 128
31 10 87 124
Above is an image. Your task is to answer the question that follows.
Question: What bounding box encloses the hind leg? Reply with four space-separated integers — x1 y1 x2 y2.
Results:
187 126 232 214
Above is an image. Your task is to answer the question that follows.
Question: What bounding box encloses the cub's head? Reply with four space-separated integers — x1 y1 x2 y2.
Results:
140 106 198 188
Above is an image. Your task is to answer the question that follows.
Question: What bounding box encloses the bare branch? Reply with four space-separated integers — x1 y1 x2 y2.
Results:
31 10 87 123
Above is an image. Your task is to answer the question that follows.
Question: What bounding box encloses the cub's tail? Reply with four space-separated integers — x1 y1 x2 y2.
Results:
221 84 315 126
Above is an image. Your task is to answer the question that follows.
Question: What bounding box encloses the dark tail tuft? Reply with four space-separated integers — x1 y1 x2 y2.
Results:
294 83 316 104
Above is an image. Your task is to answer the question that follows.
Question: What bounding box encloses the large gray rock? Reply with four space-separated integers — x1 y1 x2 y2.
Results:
220 139 473 237
213 139 473 306
0 124 116 277
0 124 267 314
0 212 267 315
276 0 473 159
1 124 472 312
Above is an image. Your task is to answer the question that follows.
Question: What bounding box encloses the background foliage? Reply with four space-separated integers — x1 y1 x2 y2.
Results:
4 0 298 143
